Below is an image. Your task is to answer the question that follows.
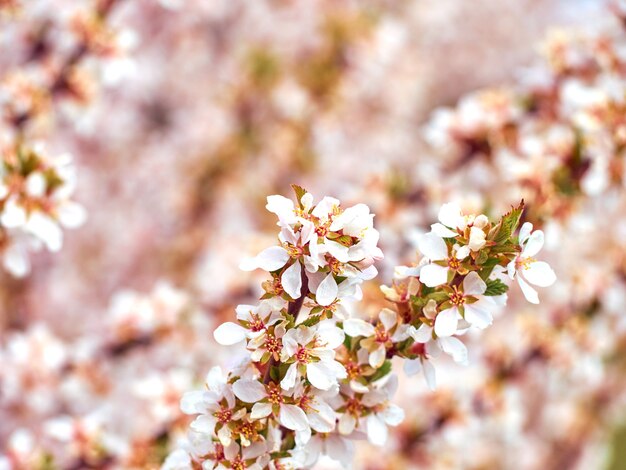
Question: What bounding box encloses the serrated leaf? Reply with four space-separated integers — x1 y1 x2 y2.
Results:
484 278 509 296
491 201 524 244
291 184 308 209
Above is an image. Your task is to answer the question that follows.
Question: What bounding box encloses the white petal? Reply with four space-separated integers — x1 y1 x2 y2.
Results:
213 322 247 345
1 199 27 228
57 202 87 228
205 366 225 392
463 271 486 296
25 172 47 197
381 404 404 426
434 308 458 337
338 413 356 435
324 240 350 263
431 222 457 238
343 318 375 338
312 196 340 220
280 363 298 390
507 259 516 279
280 404 309 431
251 402 273 420
438 203 462 228
403 359 422 376
369 345 386 369
438 337 468 365
240 246 290 272
25 212 62 251
282 262 302 299
190 415 216 434
523 261 556 287
379 308 397 331
422 360 437 390
180 391 205 414
419 264 449 287
519 222 533 245
307 401 336 433
315 273 338 307
468 227 486 251
317 323 345 349
366 414 388 446
409 324 432 343
233 379 267 403
3 243 30 277
327 436 354 466
517 276 539 304
306 362 336 390
455 245 470 260
522 230 544 257
464 303 493 329
418 233 448 261
266 195 296 225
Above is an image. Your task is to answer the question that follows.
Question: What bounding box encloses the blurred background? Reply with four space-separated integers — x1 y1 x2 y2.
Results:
2 0 626 468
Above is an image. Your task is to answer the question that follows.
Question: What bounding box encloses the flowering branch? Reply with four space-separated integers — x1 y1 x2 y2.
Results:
167 187 556 469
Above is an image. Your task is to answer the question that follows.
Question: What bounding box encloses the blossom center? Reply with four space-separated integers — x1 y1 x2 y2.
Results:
517 256 535 270
248 314 265 332
449 288 465 306
448 256 461 270
265 334 282 355
214 408 232 424
295 346 310 364
374 324 390 343
267 383 283 405
345 397 363 416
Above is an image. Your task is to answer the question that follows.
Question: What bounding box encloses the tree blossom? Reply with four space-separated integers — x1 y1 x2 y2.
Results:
507 222 557 304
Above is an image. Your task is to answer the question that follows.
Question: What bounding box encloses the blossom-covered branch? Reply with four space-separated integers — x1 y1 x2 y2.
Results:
166 187 555 469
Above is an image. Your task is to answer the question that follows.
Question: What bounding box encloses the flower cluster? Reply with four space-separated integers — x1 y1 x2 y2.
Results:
423 7 626 221
167 188 556 468
0 143 85 276
0 0 127 277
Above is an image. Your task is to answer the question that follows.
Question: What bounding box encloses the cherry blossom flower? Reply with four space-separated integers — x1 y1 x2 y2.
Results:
344 309 409 369
507 222 557 304
433 272 491 337
418 232 470 287
280 321 347 391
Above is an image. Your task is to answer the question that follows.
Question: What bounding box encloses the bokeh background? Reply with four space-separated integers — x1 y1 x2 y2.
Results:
2 0 626 468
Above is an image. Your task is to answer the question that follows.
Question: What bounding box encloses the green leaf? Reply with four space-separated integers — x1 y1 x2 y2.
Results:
291 184 308 209
270 365 280 383
282 311 296 327
484 278 509 296
478 258 500 281
333 234 353 247
301 314 322 327
490 243 520 255
426 291 449 303
490 201 524 244
369 360 392 382
475 249 489 265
